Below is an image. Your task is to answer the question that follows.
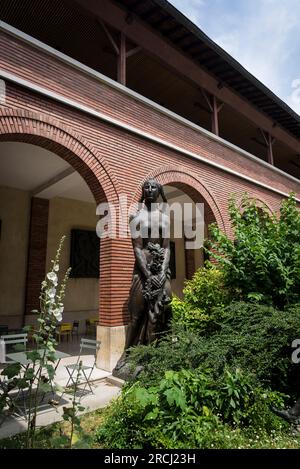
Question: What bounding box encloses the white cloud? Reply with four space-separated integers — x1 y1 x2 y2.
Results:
223 2 298 96
169 0 206 26
213 32 240 57
169 0 300 116
287 79 300 114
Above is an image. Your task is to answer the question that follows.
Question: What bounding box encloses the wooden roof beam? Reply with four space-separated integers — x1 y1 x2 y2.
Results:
152 15 171 29
252 96 272 106
173 32 190 44
140 5 161 20
128 0 144 10
260 129 275 165
182 40 202 52
201 88 224 136
75 0 300 155
164 23 183 37
98 19 119 55
200 55 221 67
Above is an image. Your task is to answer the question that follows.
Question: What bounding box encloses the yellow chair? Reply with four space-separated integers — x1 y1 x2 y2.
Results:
89 317 99 326
85 318 99 336
56 323 72 343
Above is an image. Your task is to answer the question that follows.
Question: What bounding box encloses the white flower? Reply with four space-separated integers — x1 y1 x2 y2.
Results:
47 272 58 286
54 311 62 322
47 287 56 299
52 306 64 322
53 264 59 272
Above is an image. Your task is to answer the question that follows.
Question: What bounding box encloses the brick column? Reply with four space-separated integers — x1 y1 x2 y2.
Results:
185 244 196 280
97 236 133 371
24 198 49 315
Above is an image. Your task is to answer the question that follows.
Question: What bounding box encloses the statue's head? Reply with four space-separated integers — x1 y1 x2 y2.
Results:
141 178 167 204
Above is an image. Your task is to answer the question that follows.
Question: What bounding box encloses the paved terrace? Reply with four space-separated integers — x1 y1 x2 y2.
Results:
0 337 122 440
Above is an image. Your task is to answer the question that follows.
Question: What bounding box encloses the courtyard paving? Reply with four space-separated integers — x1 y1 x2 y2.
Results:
0 336 122 440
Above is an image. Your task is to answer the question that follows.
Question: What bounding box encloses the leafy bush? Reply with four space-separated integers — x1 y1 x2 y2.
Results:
171 265 230 332
95 368 287 449
129 302 300 398
207 194 300 308
211 302 300 396
97 193 300 449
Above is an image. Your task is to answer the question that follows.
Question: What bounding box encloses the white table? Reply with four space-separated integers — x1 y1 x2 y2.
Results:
4 349 71 419
6 349 70 366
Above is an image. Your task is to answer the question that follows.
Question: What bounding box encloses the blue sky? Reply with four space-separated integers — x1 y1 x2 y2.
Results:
168 0 300 115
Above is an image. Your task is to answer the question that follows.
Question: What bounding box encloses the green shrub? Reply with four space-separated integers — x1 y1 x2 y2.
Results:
127 324 208 386
96 193 300 449
211 302 300 395
129 302 300 398
207 194 300 308
171 265 230 332
95 368 287 449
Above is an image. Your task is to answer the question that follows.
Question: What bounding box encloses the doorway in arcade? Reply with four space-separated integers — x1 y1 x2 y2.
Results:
0 141 100 335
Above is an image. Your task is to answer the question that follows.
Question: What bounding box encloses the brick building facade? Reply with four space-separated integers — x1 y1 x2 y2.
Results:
0 0 299 370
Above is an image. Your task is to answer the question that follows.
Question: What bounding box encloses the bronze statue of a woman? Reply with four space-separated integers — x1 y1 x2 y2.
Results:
113 178 172 377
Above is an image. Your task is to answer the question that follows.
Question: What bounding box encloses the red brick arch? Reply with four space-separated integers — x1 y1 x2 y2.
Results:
0 108 120 204
132 165 226 232
0 108 123 329
237 195 274 214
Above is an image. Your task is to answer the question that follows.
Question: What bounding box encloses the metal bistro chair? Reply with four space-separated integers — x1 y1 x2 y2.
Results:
0 334 28 423
64 338 101 398
0 333 28 359
0 374 26 424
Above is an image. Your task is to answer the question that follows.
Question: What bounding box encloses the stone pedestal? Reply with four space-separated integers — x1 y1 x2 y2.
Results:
96 325 127 371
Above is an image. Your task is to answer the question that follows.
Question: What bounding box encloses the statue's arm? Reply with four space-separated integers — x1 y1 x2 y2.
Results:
132 236 150 279
130 213 150 279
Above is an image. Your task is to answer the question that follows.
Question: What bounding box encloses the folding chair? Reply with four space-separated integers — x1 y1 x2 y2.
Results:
64 338 101 398
0 371 27 424
0 333 27 361
0 334 28 423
